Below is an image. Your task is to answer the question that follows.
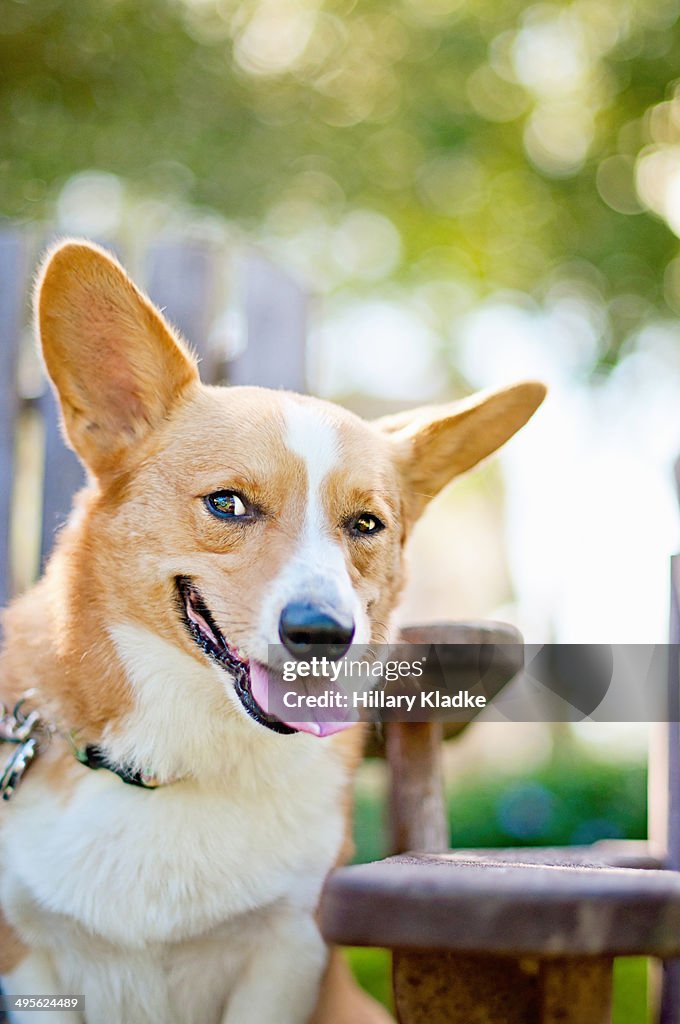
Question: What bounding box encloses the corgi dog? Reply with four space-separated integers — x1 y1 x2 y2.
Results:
0 241 545 1024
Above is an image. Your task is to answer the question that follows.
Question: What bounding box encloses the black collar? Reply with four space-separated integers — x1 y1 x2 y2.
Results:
1 695 166 798
77 745 161 790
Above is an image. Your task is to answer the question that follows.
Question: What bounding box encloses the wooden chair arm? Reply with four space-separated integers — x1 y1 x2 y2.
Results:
321 850 680 958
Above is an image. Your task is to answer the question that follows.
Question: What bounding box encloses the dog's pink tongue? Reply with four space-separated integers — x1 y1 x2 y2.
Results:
249 662 356 737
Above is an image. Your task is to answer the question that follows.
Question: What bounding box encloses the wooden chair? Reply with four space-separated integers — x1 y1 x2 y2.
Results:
2 227 680 1023
319 514 680 1019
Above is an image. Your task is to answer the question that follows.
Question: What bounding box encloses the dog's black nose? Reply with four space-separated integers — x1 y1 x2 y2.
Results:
278 603 355 659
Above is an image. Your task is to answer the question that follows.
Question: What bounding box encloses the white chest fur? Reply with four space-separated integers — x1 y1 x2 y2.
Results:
3 759 344 944
1 627 349 1023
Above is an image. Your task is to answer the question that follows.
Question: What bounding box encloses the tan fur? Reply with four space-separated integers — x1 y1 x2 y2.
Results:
310 949 394 1024
0 241 545 1023
375 386 547 520
0 908 28 974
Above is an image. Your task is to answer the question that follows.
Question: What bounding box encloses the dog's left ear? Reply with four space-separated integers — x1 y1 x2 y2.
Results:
377 381 546 520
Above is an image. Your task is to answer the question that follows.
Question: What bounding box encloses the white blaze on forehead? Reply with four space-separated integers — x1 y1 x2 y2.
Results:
253 398 369 656
283 398 340 524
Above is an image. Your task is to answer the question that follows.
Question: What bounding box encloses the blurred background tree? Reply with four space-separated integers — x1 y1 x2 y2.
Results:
3 0 677 681
4 0 680 367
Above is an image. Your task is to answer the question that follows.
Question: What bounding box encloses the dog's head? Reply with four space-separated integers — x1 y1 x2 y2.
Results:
37 241 544 740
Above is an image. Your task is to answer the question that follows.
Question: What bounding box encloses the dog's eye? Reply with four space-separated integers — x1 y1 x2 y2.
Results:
350 512 385 536
205 491 249 519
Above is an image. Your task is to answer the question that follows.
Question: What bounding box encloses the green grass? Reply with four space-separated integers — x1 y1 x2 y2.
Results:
344 948 393 1012
613 959 650 1024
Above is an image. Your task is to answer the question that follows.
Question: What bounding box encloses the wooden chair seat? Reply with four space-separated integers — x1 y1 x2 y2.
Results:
321 848 680 959
322 847 680 1023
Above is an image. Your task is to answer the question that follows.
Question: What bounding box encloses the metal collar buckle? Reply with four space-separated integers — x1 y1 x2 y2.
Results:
0 695 47 801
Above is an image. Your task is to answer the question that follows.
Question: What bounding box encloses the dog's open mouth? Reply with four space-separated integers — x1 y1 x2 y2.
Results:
176 576 297 735
176 577 356 737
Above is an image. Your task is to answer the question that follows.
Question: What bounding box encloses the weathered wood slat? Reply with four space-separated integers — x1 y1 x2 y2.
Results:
38 387 85 568
659 555 680 1021
320 852 680 957
145 240 220 383
229 252 308 392
667 553 680 872
393 951 613 1024
539 958 613 1024
393 951 538 1024
0 230 29 606
650 556 680 868
652 465 680 1023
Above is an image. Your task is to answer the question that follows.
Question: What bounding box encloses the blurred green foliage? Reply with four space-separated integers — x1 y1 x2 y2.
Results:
4 0 680 361
353 752 646 862
446 753 646 847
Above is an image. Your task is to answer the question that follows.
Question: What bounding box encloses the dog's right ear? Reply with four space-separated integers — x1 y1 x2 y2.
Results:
36 240 199 478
